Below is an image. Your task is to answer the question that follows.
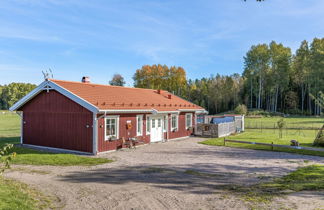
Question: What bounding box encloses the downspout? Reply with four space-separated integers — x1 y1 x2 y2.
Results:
166 114 170 141
93 113 98 155
194 112 198 136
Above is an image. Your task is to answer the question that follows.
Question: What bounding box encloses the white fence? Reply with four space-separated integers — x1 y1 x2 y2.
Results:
195 115 244 138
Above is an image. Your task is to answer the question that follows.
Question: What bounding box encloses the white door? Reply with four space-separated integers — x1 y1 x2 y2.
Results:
150 117 163 142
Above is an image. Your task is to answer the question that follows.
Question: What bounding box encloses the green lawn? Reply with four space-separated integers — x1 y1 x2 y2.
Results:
0 111 20 137
0 177 53 210
245 116 324 129
225 165 324 208
261 164 324 191
200 128 324 157
0 111 112 166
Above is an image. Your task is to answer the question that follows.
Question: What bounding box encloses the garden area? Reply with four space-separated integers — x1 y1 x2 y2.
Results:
201 116 324 157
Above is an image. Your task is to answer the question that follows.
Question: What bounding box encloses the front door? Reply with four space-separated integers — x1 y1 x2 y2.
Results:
150 117 163 142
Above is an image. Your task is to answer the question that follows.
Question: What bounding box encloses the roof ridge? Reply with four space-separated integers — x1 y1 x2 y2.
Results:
49 79 171 92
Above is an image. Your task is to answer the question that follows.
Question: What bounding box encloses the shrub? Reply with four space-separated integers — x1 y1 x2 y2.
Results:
234 104 247 115
313 136 324 147
0 144 16 174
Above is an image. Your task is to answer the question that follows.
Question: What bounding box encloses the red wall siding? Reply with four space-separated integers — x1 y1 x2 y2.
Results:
97 113 150 152
97 112 195 152
168 112 195 139
20 90 93 153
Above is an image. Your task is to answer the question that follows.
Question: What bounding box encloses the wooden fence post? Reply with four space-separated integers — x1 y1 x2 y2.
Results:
224 138 226 146
271 141 274 151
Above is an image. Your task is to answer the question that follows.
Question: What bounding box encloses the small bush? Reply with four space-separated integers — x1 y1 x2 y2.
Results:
247 109 284 117
234 104 247 115
313 136 324 147
0 144 16 174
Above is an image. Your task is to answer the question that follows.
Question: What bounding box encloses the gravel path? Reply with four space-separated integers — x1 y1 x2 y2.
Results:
5 137 324 210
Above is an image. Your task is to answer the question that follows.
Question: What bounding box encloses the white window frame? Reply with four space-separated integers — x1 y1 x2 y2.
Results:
146 115 151 134
163 115 168 132
136 115 143 136
105 115 119 140
185 113 193 129
171 114 178 131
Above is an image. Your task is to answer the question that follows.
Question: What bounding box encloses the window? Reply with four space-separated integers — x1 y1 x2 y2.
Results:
158 118 161 127
163 115 167 132
171 114 178 131
105 116 119 140
146 116 151 134
186 113 193 129
152 119 156 128
137 115 143 136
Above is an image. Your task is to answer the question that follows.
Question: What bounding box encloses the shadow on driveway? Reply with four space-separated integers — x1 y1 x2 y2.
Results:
58 163 293 195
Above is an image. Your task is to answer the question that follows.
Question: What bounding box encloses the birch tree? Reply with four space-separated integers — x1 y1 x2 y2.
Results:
292 40 310 114
243 44 270 109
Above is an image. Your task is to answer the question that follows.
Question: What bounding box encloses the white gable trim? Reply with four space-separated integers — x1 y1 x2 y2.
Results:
9 80 49 111
48 81 98 113
9 80 99 113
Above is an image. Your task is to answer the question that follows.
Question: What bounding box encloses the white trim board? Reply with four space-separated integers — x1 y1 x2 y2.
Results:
104 115 120 140
93 113 98 155
9 80 49 111
9 80 99 113
99 109 153 113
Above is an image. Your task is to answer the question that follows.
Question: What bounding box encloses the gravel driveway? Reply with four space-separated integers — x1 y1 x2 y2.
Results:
5 137 324 210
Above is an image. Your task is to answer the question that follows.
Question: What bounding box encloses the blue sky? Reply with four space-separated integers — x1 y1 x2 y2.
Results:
1 0 324 86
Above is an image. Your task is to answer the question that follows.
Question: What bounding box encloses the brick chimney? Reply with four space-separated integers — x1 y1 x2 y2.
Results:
82 76 90 83
168 94 172 99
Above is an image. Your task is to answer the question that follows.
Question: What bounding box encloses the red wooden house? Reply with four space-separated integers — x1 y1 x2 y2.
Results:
10 78 206 155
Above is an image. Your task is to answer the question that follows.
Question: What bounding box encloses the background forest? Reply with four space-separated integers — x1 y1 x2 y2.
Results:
1 38 324 115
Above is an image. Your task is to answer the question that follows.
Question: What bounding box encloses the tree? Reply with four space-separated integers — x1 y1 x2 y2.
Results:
268 41 292 112
309 38 324 115
0 85 3 109
243 44 270 109
0 83 36 110
310 91 324 112
133 64 187 97
109 74 125 86
292 40 311 114
234 104 247 115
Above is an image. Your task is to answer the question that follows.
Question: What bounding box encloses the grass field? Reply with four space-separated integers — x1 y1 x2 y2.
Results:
0 111 112 166
245 116 324 129
0 177 53 210
201 116 324 157
225 165 324 208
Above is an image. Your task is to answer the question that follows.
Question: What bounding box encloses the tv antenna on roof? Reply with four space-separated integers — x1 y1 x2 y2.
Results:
42 68 54 80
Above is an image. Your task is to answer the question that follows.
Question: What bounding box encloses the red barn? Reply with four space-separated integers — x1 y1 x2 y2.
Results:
10 78 206 155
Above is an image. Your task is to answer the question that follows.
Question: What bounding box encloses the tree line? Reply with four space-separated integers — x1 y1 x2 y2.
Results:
0 83 36 110
1 38 324 115
131 38 324 115
243 38 324 115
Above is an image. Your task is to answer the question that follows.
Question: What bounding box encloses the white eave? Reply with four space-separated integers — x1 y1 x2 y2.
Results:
178 109 207 113
98 109 153 114
9 80 99 113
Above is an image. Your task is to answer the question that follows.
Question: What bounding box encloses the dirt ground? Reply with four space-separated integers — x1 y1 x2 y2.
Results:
5 137 324 210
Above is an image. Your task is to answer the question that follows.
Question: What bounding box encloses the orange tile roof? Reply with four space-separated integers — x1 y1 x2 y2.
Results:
50 79 205 112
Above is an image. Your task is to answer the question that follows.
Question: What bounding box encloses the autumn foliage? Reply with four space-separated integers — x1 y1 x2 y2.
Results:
133 64 187 97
